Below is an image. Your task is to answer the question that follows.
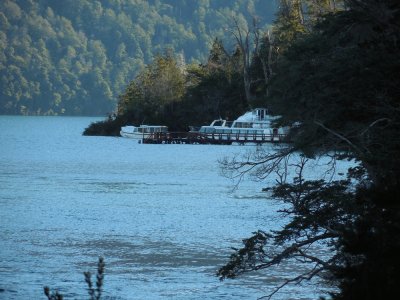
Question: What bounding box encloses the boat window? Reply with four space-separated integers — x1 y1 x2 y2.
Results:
206 128 215 133
235 122 252 128
258 109 266 120
216 129 225 134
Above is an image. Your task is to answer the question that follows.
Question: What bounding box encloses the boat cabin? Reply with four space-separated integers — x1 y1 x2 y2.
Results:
122 125 168 134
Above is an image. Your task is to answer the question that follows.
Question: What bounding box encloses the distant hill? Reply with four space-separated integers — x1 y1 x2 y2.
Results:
0 0 276 116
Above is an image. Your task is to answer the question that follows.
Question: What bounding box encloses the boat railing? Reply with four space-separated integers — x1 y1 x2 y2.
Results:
143 131 289 144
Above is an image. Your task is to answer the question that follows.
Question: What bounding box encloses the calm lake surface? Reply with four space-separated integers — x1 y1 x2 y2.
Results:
0 116 341 299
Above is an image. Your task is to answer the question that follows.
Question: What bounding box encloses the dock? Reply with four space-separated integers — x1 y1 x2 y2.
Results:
141 132 289 145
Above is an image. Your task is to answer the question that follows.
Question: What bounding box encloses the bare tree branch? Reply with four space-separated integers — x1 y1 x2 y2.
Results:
258 265 324 300
314 120 363 154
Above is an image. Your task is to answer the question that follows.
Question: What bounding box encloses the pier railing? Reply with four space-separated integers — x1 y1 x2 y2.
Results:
143 132 289 144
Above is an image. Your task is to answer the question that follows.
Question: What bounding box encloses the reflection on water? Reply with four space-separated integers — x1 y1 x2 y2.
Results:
0 116 345 299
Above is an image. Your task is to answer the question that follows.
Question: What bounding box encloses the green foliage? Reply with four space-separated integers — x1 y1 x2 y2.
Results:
272 0 308 50
218 155 357 286
83 114 125 136
269 0 400 184
88 38 249 135
116 50 187 130
183 45 248 125
219 0 400 299
0 0 275 116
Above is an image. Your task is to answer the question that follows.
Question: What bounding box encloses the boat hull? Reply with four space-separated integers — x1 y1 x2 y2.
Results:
120 125 168 142
120 131 149 140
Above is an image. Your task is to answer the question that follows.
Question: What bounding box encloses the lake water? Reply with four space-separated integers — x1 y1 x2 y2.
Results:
0 116 340 299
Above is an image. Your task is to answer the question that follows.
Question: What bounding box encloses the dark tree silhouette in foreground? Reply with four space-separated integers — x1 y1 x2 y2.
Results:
44 257 105 300
218 0 400 299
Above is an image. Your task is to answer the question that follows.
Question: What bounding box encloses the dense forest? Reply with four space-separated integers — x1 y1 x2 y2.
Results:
216 1 400 300
0 0 275 116
83 38 254 135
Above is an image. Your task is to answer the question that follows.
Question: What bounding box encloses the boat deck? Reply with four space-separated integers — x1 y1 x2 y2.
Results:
141 132 289 145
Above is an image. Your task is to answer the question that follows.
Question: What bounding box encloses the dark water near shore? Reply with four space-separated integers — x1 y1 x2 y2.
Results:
0 116 342 299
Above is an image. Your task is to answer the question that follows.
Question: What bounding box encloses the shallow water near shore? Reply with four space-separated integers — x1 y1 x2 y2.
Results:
0 116 344 299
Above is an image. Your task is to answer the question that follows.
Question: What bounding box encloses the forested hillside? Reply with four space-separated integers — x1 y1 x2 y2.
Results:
0 0 275 115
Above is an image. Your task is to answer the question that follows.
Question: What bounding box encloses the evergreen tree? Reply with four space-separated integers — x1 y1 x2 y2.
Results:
219 0 400 299
0 0 275 116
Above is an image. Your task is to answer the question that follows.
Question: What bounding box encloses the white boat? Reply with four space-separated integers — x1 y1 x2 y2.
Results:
197 108 289 143
120 125 168 142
